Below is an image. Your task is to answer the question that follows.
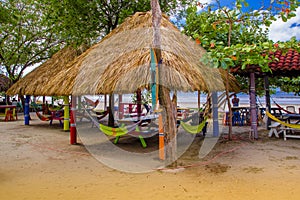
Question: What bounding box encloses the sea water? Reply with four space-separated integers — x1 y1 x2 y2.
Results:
93 90 300 107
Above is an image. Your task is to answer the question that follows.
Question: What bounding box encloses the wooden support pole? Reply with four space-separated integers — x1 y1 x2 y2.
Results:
104 95 107 110
70 96 77 144
158 113 165 160
249 72 258 139
198 90 201 111
136 89 142 119
118 94 123 119
212 92 219 137
24 95 30 125
63 96 70 131
264 75 271 129
108 94 114 127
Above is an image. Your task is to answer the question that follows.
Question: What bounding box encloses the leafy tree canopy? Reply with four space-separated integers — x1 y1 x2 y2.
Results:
0 0 64 82
1 0 192 83
183 0 300 95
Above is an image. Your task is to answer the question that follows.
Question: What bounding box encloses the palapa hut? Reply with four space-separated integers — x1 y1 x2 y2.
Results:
7 11 240 147
8 12 239 97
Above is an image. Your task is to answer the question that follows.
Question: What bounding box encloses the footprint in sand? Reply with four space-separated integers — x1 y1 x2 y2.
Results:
242 166 264 173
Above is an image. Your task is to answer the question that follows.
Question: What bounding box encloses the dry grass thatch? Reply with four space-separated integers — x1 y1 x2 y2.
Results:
7 11 240 96
0 74 12 92
6 45 87 96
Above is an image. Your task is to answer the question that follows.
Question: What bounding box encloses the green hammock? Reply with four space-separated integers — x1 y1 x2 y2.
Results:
180 118 207 134
99 123 157 148
99 123 128 137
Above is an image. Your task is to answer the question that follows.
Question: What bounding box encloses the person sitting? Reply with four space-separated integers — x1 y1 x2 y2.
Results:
231 94 239 107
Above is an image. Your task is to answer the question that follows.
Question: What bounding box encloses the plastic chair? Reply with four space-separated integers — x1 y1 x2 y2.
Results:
232 111 243 126
5 110 14 121
286 106 296 113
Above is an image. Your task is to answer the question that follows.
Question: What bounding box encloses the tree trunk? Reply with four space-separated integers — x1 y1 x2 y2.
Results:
151 0 177 165
249 72 258 139
159 85 177 166
264 75 271 129
108 94 114 127
225 70 233 140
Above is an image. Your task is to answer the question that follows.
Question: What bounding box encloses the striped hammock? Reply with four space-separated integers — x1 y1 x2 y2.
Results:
36 111 52 121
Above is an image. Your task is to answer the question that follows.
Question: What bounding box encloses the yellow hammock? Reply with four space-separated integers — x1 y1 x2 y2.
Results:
266 111 300 129
180 118 207 134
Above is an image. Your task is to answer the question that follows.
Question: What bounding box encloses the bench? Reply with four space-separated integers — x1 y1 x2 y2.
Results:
268 122 282 138
280 127 300 141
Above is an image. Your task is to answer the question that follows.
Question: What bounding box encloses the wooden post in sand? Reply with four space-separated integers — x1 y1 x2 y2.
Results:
212 92 219 137
151 0 177 164
249 72 258 139
63 96 70 131
24 95 30 125
70 96 77 144
158 113 165 160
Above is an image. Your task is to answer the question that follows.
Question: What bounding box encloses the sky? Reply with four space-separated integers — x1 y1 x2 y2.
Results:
195 0 300 42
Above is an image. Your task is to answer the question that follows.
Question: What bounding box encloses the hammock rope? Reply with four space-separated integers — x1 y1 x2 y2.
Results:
266 111 300 129
271 97 294 114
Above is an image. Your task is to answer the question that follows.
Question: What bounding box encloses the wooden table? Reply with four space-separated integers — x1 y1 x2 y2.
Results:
282 113 300 124
0 105 17 121
118 114 159 126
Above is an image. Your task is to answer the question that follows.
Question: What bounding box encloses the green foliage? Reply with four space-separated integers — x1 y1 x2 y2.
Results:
0 0 63 82
131 90 152 104
273 77 300 96
183 0 300 94
42 0 193 44
1 0 192 84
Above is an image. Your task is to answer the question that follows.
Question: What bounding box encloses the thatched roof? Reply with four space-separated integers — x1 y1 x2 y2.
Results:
6 45 87 96
7 11 239 96
54 12 239 95
0 74 12 92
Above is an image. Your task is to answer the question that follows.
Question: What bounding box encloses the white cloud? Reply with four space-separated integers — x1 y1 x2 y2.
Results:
268 7 300 42
196 0 215 12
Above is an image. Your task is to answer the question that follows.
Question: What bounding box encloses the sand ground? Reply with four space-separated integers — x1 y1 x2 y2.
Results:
1 113 300 200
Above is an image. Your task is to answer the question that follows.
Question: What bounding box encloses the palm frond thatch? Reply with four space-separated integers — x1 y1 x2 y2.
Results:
64 11 238 95
6 45 87 96
7 12 240 96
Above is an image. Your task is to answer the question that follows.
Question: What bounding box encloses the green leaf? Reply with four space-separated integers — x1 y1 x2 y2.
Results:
220 60 227 69
281 13 287 22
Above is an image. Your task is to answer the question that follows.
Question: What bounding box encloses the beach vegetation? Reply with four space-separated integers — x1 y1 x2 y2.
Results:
182 0 300 138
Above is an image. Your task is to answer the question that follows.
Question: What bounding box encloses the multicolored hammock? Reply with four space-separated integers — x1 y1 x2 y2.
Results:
36 111 52 121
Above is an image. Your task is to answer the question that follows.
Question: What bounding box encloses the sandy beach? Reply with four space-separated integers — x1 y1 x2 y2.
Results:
1 112 300 200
